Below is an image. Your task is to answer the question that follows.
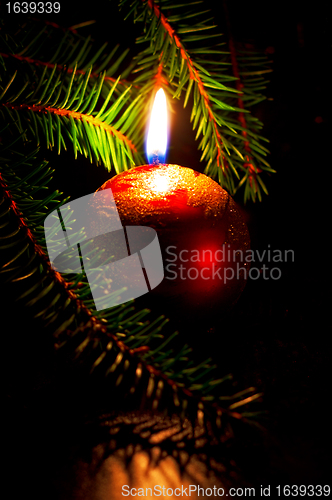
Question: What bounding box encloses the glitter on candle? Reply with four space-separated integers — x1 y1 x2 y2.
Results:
149 171 171 193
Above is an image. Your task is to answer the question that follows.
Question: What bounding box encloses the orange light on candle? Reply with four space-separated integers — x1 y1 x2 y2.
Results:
146 88 168 165
148 171 171 193
91 84 250 317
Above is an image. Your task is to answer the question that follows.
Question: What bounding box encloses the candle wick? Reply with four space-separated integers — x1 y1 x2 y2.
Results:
152 154 160 165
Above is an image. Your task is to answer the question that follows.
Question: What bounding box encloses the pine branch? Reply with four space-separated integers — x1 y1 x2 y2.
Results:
119 0 274 201
0 57 143 171
0 51 127 86
4 100 137 156
126 0 236 179
217 0 274 202
0 16 131 81
0 135 262 413
0 147 262 428
1 8 274 200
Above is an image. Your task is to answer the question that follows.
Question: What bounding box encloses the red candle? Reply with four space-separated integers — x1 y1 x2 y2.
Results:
86 89 250 315
90 162 250 313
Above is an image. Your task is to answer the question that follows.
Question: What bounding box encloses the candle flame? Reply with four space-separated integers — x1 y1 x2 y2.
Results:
146 88 168 164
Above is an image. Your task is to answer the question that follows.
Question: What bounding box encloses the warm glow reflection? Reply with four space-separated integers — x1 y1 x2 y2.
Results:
149 172 170 193
146 88 168 164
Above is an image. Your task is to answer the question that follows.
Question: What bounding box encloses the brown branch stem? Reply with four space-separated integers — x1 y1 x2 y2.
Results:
222 0 261 186
2 102 137 152
146 0 226 169
0 52 128 86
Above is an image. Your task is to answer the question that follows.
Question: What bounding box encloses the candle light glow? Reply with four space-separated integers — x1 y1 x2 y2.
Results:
146 88 168 165
148 171 171 193
92 83 250 315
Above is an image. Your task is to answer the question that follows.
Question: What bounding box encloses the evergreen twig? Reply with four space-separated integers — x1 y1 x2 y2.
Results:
120 0 274 200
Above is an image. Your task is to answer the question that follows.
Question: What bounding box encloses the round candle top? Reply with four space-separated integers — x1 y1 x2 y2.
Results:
95 164 248 248
89 164 250 314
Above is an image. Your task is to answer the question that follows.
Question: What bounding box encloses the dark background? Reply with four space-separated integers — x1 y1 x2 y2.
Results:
2 0 330 491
